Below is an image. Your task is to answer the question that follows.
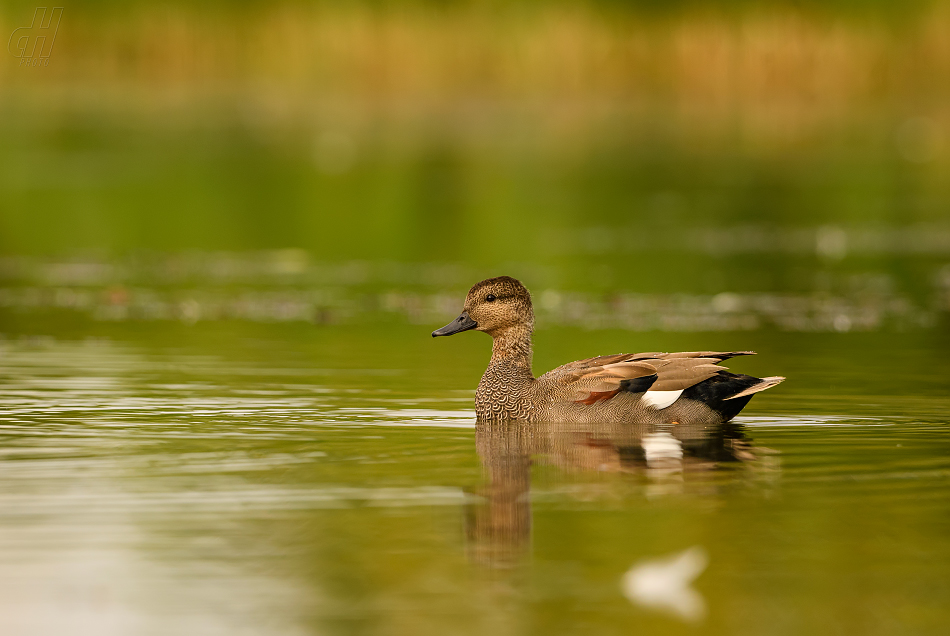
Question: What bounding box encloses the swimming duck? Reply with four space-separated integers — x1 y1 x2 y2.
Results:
432 276 784 423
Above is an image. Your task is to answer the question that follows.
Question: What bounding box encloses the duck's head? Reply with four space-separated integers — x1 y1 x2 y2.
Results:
432 276 534 338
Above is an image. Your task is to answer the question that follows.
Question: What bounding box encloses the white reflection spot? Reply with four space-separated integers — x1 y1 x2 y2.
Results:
816 225 848 260
621 546 708 622
641 432 683 467
712 292 742 313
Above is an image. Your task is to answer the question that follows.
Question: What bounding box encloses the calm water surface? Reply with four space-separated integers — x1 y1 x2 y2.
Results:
0 328 948 636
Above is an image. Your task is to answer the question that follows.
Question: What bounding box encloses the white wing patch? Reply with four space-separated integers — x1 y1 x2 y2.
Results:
641 389 684 410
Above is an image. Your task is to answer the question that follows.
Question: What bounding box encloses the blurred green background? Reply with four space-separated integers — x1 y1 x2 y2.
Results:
1 0 948 330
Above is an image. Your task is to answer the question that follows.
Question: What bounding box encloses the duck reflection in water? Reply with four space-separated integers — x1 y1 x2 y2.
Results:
465 418 761 568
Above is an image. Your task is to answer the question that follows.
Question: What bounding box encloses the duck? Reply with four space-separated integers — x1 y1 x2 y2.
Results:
432 276 784 423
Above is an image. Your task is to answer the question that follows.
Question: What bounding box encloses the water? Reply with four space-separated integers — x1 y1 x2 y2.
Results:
3 3 949 632
1 326 947 636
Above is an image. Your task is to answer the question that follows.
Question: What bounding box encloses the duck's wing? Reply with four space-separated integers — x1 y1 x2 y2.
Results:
541 357 660 405
542 351 755 407
653 351 755 362
550 351 753 373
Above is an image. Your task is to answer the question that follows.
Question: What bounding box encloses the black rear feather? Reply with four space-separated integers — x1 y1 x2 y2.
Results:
619 374 658 394
681 372 763 421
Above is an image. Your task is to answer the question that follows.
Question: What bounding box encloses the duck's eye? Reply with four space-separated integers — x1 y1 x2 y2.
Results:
485 294 497 302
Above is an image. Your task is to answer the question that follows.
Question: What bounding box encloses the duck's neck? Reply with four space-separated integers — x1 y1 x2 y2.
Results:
489 325 533 373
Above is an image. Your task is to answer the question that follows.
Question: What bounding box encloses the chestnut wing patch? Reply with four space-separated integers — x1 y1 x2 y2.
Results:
544 360 659 405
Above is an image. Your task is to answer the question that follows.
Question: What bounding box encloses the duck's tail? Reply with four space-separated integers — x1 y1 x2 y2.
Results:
681 373 785 422
723 376 785 401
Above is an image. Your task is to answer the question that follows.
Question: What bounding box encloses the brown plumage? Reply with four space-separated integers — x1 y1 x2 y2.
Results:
432 276 784 423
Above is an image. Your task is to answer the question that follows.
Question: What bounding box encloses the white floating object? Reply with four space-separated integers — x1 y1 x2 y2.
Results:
621 546 708 622
641 389 683 410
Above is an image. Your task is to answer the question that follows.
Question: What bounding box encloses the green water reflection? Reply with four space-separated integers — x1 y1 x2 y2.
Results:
0 326 947 635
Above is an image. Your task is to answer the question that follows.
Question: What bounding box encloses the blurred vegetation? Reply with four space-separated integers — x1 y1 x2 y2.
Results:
1 1 948 304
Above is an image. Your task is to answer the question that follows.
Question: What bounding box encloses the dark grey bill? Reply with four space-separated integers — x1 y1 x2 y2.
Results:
432 311 477 337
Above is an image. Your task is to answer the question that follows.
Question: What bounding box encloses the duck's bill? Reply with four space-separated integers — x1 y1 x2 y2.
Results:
432 312 478 337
